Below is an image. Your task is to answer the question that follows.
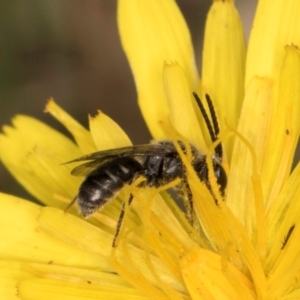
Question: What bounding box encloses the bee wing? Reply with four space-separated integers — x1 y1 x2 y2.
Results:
67 143 177 177
70 158 116 176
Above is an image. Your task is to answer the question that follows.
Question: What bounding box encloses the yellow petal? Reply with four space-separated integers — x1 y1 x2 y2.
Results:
118 0 198 138
21 262 130 286
0 261 150 300
45 99 96 154
180 247 255 300
267 221 300 298
261 46 300 208
0 261 30 300
246 0 300 84
163 62 206 148
38 206 113 259
89 110 132 150
226 78 271 234
187 164 266 297
202 0 246 159
0 194 108 269
266 163 300 278
0 116 81 207
40 204 185 295
19 278 151 300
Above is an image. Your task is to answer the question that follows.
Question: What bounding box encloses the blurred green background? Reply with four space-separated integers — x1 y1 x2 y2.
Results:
0 0 256 201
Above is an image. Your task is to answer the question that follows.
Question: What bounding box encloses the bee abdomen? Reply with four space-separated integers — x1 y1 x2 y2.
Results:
76 157 142 217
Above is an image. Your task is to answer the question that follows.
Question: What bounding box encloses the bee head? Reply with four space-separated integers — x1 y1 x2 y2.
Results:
193 157 226 196
212 160 227 196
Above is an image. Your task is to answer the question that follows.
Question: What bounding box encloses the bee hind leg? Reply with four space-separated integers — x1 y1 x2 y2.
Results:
65 196 77 213
183 179 194 226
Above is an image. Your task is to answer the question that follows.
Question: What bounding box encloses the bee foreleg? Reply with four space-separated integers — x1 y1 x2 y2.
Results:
112 193 134 247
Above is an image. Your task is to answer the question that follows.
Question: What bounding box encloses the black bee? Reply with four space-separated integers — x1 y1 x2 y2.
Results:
67 93 227 246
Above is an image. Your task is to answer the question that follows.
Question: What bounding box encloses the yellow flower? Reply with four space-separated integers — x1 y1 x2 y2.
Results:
1 0 300 299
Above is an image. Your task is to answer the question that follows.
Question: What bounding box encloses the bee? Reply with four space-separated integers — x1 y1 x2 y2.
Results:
66 93 227 246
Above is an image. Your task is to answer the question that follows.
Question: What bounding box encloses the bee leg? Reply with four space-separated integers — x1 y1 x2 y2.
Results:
183 178 194 226
112 194 134 247
64 196 77 213
204 180 219 206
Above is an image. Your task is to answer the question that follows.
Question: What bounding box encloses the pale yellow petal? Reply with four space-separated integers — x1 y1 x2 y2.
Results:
0 261 30 300
261 46 300 208
180 153 266 298
202 0 246 159
38 206 113 259
118 0 198 138
0 260 151 299
89 111 132 150
266 163 300 269
40 198 186 294
0 194 109 269
0 116 81 207
46 99 96 154
21 262 130 286
226 78 272 234
246 0 300 84
163 62 206 148
180 247 255 300
19 278 151 300
266 222 300 298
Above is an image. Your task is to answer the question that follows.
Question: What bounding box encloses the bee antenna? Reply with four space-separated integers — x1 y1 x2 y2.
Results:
204 94 220 137
192 92 223 160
